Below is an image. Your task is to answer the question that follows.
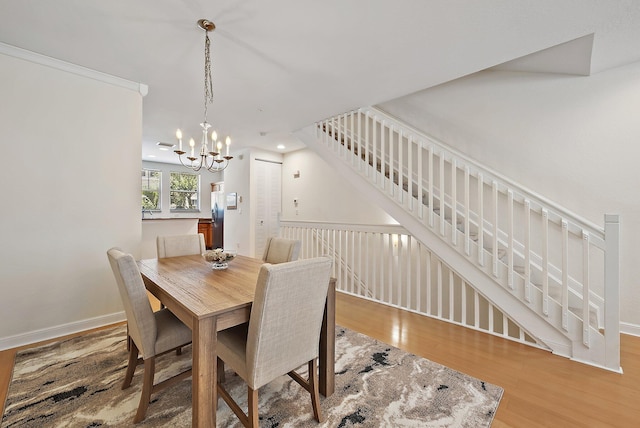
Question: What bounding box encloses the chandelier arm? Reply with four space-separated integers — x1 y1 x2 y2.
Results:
203 155 228 172
202 153 215 171
176 151 202 172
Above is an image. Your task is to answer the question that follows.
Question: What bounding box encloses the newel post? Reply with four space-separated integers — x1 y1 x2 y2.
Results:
604 214 621 371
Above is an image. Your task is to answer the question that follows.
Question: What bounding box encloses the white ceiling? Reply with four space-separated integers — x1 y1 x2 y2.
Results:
2 1 639 164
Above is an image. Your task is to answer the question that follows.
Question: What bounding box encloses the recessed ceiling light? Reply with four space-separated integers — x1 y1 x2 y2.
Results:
277 144 286 150
147 154 156 158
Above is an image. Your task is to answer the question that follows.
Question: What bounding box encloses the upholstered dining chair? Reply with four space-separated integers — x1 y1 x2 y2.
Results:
216 257 333 427
155 233 207 313
261 237 301 264
156 233 207 258
107 247 192 424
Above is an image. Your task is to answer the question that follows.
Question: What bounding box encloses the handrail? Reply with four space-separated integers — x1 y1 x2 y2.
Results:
321 110 608 298
366 106 605 238
305 107 620 371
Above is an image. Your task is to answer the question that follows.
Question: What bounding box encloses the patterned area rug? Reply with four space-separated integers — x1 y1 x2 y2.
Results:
2 325 502 427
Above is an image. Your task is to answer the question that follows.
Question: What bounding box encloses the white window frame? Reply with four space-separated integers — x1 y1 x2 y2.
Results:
169 171 201 212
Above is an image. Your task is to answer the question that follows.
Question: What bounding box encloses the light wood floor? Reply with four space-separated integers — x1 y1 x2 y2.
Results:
337 293 640 428
2 292 639 427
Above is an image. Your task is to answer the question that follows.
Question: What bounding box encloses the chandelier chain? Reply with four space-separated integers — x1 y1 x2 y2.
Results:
203 31 214 123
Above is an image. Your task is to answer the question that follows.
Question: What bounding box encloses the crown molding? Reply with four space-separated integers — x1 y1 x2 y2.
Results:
0 42 148 96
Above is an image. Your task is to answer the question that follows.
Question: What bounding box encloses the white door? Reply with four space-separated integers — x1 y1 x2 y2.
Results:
254 159 282 257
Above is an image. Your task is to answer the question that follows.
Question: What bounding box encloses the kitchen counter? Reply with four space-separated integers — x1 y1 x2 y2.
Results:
142 217 202 221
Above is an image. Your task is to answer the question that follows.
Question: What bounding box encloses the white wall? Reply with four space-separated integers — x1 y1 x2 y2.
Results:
223 148 252 256
222 146 395 258
0 50 143 348
379 63 640 331
281 149 397 224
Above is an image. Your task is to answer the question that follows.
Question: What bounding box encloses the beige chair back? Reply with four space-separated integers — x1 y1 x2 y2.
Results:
246 257 332 389
107 248 157 359
156 233 206 258
261 237 301 264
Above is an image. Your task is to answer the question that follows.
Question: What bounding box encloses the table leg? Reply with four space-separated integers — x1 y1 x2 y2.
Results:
319 279 336 397
192 316 217 428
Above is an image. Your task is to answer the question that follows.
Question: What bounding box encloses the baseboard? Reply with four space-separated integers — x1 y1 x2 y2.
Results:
621 322 640 337
0 311 126 351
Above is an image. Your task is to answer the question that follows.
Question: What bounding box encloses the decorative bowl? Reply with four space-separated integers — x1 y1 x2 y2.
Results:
203 249 236 270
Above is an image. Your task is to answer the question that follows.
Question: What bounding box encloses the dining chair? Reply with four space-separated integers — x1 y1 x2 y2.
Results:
156 233 207 258
107 247 192 424
261 237 301 264
155 233 207 314
216 257 333 427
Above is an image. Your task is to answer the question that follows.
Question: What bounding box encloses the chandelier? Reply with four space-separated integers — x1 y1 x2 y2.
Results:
174 19 232 172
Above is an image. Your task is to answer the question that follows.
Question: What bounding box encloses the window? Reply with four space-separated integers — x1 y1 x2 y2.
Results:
141 169 161 211
170 171 200 211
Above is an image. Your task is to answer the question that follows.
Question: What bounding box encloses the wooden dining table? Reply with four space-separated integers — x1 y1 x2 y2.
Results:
137 254 336 428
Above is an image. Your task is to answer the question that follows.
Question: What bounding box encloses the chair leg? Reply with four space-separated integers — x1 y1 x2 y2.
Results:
123 341 139 389
217 379 253 427
248 387 259 428
309 359 323 423
134 357 155 424
126 323 131 351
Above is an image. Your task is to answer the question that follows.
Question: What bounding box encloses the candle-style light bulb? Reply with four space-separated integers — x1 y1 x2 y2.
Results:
176 129 183 151
225 136 231 156
189 138 195 157
217 141 223 160
211 130 217 153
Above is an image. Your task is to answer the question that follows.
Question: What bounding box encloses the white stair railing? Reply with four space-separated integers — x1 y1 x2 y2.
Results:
281 220 541 347
302 107 620 371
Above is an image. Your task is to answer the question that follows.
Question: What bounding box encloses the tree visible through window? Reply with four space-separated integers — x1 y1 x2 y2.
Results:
141 169 161 210
170 171 200 211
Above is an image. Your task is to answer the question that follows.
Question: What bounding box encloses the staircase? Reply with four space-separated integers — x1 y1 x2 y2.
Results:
294 107 621 372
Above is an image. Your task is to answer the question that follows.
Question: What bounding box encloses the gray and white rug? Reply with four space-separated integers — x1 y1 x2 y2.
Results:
2 325 502 427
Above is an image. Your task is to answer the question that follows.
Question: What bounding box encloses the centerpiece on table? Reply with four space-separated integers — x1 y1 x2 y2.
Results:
202 248 236 270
